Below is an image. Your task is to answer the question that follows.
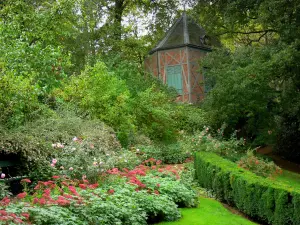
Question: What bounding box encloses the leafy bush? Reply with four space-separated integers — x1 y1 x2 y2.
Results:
195 151 300 225
132 85 177 142
237 151 282 178
137 143 189 164
180 127 245 162
0 74 51 128
140 174 198 208
53 139 139 182
174 104 208 133
0 161 198 224
0 112 122 183
0 181 11 199
60 62 134 146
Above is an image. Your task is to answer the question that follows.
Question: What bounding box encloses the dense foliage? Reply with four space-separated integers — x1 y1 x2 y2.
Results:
0 161 197 224
192 0 300 161
195 152 300 225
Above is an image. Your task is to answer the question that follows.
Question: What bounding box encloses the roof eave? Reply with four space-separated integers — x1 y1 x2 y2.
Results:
149 44 212 55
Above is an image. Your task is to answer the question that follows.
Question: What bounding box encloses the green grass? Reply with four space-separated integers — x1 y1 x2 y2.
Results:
158 196 257 225
275 169 300 189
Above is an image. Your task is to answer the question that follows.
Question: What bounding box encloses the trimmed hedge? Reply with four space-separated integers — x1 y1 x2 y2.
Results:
195 152 300 225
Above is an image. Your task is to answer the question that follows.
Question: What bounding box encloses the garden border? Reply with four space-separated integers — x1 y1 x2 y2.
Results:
194 152 300 225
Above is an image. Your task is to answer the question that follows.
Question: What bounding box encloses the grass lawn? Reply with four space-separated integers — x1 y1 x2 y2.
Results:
275 169 300 189
157 196 257 225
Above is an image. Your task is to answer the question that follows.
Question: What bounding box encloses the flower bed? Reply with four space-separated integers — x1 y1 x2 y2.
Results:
0 160 197 224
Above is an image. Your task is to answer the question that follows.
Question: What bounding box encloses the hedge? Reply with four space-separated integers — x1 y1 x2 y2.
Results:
195 152 300 225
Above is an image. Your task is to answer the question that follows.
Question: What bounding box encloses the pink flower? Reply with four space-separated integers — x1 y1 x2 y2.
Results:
108 189 115 194
72 136 78 141
69 167 73 171
51 163 55 167
0 173 5 179
154 190 159 195
52 175 60 179
156 183 160 187
52 159 57 164
88 183 99 189
20 179 31 183
16 192 27 199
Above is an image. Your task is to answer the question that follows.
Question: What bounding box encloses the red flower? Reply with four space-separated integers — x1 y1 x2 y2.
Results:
52 176 60 179
255 160 259 165
16 192 27 199
39 198 46 205
1 197 10 206
20 179 31 183
156 183 160 187
57 196 70 206
108 189 115 194
83 179 89 184
79 184 87 190
33 198 39 204
0 210 7 216
68 186 79 196
21 213 30 220
88 183 99 189
154 190 159 195
63 194 73 199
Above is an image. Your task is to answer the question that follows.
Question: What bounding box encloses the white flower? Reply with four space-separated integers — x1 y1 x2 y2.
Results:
72 147 76 151
51 143 56 148
136 149 140 152
69 167 74 171
72 136 78 141
93 162 98 166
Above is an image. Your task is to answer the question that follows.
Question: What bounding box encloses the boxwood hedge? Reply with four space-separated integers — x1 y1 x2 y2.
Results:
195 152 300 225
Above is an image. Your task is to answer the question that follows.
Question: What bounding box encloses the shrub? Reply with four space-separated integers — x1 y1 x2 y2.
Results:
0 113 122 183
0 181 12 199
137 143 189 164
237 151 282 178
132 85 177 142
0 74 51 128
139 174 198 208
195 152 300 225
60 62 134 146
174 104 208 133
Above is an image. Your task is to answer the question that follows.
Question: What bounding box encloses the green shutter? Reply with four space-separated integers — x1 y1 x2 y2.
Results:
166 65 183 94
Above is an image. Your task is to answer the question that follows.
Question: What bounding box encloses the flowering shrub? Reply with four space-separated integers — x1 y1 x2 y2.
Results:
52 137 141 183
0 160 197 224
237 151 282 178
180 126 245 161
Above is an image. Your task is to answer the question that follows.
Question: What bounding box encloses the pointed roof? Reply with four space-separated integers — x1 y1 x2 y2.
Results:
149 12 212 54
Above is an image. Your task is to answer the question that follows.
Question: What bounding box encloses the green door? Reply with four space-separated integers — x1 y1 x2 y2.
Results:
166 65 183 94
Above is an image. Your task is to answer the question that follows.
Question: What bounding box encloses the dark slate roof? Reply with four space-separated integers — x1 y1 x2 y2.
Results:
149 12 212 54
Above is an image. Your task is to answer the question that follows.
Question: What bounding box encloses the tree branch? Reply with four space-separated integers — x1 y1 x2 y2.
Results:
217 29 277 36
